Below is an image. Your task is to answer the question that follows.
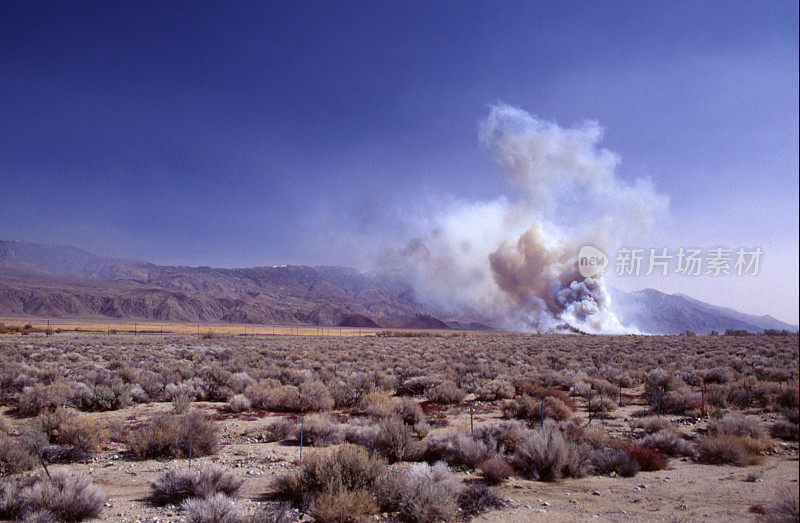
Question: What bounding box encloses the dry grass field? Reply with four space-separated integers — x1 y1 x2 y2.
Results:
0 318 483 338
0 330 797 522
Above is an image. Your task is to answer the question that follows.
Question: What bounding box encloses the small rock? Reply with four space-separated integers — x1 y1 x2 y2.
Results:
592 491 601 496
541 501 550 506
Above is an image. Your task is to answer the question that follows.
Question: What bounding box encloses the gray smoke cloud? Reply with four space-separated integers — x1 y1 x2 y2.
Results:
386 104 668 333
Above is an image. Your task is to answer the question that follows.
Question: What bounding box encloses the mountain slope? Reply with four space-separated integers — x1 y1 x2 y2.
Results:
610 287 797 335
0 240 462 328
1 240 795 334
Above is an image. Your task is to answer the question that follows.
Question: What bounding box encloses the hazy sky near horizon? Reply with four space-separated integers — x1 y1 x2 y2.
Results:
1 1 798 323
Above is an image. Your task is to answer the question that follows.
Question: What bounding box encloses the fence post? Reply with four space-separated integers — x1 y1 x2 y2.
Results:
470 404 474 437
600 394 604 425
701 382 706 417
188 421 194 470
619 385 623 408
299 417 304 462
657 388 662 417
540 400 544 428
38 455 52 479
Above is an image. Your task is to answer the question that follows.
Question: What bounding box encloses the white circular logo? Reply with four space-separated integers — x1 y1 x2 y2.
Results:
578 245 608 278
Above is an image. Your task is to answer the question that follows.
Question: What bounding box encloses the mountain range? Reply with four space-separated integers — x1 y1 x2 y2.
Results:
0 240 796 334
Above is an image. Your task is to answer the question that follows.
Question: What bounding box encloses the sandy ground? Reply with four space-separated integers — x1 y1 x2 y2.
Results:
3 398 798 522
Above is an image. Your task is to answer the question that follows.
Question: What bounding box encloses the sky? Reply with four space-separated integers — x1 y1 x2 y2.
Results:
1 1 798 323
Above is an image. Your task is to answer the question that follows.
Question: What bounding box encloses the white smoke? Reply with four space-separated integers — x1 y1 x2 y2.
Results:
385 104 668 333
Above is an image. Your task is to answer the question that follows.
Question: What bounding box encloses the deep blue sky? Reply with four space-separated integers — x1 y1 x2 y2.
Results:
1 1 798 320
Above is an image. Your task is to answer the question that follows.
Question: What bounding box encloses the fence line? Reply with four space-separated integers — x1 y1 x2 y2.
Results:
0 318 495 338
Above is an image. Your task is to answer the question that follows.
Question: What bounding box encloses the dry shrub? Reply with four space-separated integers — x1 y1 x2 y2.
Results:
256 501 294 523
624 444 667 471
513 421 592 481
182 493 244 523
242 379 280 410
371 415 422 463
641 429 695 457
629 416 674 435
393 397 425 426
0 479 24 520
399 376 438 396
252 381 335 413
150 465 243 505
227 394 252 413
533 386 577 411
301 414 343 447
327 373 377 408
661 388 701 415
643 369 679 404
297 380 335 412
255 418 296 442
309 488 378 523
475 420 529 455
360 392 395 419
36 407 77 442
425 381 465 404
18 381 75 416
698 413 774 465
457 483 505 518
423 431 488 468
503 395 573 424
396 462 460 523
575 423 611 449
128 410 218 459
703 366 734 384
776 386 799 410
709 413 768 439
21 468 107 521
0 435 36 475
765 488 799 523
591 448 640 477
76 382 132 412
56 415 110 453
371 470 406 513
782 408 799 425
172 393 192 414
370 462 460 521
770 420 799 441
587 394 618 413
477 456 515 484
40 445 91 464
476 380 515 401
696 434 768 466
273 444 385 511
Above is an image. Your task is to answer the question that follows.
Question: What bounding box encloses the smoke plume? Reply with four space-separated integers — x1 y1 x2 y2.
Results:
387 104 667 333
